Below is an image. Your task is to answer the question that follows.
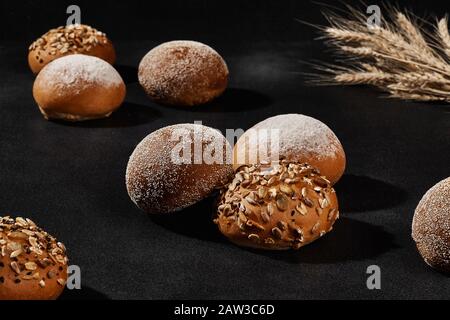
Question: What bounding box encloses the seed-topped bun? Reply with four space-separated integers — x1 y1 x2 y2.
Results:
138 41 229 107
412 177 450 273
233 114 346 185
126 124 234 214
0 216 68 300
28 24 116 74
215 160 340 250
33 54 126 121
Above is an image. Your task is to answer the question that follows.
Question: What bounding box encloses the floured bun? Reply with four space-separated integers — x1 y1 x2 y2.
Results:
233 114 346 185
412 177 450 273
138 41 229 107
126 124 234 214
33 54 126 121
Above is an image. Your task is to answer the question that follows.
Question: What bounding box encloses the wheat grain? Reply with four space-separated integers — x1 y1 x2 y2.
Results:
325 28 373 43
396 12 434 58
335 72 393 85
397 72 448 86
437 17 450 58
390 92 448 101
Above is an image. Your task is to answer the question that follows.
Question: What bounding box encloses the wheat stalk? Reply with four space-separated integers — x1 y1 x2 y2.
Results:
315 6 450 103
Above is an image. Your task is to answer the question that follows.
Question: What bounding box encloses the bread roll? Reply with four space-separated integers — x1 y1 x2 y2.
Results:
138 41 229 107
29 24 116 74
33 54 126 121
412 177 450 273
233 114 346 185
215 160 340 250
0 216 68 300
126 124 234 214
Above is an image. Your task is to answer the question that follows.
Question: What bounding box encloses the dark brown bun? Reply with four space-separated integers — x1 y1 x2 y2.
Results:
233 114 346 185
33 54 126 122
126 124 234 214
412 177 450 273
138 41 229 107
215 160 340 250
28 24 116 74
0 216 68 300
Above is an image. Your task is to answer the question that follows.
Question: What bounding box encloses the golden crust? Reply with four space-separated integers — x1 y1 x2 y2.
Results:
33 54 126 122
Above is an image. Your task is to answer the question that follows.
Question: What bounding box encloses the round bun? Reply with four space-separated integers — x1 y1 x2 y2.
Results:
0 216 68 300
29 24 116 74
215 160 340 250
233 114 346 185
138 41 229 107
412 177 450 273
33 54 126 121
126 124 234 214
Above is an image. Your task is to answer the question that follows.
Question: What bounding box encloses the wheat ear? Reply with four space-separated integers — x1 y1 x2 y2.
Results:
314 6 450 103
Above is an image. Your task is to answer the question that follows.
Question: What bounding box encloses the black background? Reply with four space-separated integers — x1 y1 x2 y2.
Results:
0 0 449 300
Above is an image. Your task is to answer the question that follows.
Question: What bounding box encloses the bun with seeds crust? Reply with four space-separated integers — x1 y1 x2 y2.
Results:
28 24 116 75
0 216 68 300
215 160 340 250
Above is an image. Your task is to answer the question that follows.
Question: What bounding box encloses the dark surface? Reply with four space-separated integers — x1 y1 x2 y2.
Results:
1 0 450 300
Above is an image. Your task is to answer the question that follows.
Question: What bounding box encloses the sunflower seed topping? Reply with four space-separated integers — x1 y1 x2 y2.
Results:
245 195 258 206
314 177 330 188
10 261 21 274
312 222 321 234
267 203 275 216
272 227 283 239
29 24 109 56
280 184 293 195
258 187 267 199
15 217 28 228
276 194 289 211
302 197 314 208
261 209 270 223
25 262 37 271
319 198 329 209
296 203 308 216
10 249 23 258
277 221 288 231
328 209 337 221
301 187 308 198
